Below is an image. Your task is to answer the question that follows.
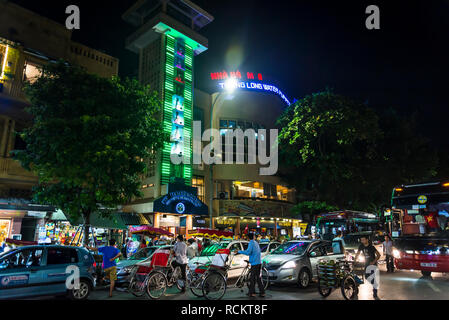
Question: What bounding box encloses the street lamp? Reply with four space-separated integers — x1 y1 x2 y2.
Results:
208 77 237 229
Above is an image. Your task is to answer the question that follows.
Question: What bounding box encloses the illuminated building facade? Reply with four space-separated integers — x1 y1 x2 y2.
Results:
193 73 302 238
122 0 213 235
0 2 119 242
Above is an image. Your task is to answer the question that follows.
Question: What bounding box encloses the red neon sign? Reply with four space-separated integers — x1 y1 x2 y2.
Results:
210 71 263 81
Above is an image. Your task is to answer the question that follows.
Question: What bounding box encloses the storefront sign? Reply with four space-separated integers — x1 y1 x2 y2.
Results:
154 186 208 216
193 216 207 227
217 81 291 106
161 191 203 208
27 211 47 218
210 70 291 106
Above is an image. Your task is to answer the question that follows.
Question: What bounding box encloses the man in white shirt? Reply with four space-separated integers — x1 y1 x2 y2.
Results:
172 235 188 293
187 238 198 258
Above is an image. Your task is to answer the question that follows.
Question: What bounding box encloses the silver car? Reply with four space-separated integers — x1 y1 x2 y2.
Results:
263 240 345 288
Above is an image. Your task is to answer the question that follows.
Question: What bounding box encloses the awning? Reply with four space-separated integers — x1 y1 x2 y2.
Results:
67 212 149 229
188 228 234 238
49 209 68 221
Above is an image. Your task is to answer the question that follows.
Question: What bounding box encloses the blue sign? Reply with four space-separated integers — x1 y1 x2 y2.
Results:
217 81 291 106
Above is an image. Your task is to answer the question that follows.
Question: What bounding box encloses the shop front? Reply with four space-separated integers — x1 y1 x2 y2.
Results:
151 183 208 238
215 215 302 238
214 199 300 238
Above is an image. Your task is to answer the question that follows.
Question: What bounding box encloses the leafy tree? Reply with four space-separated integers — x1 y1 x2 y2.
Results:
13 62 166 245
277 90 438 215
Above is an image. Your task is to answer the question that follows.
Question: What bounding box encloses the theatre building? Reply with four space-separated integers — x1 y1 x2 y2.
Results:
194 75 301 238
0 2 119 243
120 0 302 238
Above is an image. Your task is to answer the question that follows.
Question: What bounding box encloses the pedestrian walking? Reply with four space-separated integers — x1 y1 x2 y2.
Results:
87 239 122 298
355 235 381 300
235 233 265 298
383 235 394 273
171 235 188 293
187 238 198 258
332 231 346 253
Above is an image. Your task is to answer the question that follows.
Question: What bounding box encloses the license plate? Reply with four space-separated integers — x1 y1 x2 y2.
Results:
420 263 437 268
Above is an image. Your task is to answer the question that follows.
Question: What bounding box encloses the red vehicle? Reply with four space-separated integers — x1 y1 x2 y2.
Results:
391 179 449 276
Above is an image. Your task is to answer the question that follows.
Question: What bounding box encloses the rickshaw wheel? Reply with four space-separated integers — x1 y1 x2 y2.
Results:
318 285 332 297
129 278 145 297
341 275 358 300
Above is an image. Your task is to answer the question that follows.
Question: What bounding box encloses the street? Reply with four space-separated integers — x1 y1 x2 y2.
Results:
88 266 449 301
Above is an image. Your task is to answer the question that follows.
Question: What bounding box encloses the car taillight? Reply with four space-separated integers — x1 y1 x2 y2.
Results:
93 262 97 268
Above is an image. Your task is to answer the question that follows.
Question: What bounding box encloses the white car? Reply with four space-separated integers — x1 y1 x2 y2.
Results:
188 240 249 278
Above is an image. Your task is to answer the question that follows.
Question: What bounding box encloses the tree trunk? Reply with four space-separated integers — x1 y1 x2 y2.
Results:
83 210 91 246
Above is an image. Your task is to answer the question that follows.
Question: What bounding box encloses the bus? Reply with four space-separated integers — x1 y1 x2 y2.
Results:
390 179 449 276
314 210 381 241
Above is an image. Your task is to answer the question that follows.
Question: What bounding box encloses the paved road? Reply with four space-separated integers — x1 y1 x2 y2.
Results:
89 265 449 301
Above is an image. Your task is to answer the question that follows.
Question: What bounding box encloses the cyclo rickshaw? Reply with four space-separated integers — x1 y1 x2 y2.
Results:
317 258 365 300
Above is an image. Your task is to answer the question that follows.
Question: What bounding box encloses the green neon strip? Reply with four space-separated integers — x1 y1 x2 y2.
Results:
160 31 196 186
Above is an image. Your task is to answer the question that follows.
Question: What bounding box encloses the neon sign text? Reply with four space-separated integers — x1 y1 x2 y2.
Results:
217 81 291 106
210 71 263 81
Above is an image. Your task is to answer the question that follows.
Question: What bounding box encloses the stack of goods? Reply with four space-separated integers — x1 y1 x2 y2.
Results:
318 259 337 288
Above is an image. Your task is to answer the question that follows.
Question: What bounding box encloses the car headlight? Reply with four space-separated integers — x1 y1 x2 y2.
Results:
393 248 401 259
281 261 297 269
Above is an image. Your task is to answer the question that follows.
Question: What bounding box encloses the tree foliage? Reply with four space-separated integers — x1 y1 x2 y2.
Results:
13 62 166 241
278 90 438 213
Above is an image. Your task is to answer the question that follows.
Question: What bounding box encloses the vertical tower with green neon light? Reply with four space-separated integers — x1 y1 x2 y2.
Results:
123 0 213 196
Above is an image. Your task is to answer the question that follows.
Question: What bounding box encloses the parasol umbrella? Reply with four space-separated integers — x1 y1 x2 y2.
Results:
129 225 174 237
5 238 38 247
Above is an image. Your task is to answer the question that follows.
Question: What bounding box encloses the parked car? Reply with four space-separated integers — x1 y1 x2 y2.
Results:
0 245 96 300
263 240 345 288
188 240 249 278
115 245 170 285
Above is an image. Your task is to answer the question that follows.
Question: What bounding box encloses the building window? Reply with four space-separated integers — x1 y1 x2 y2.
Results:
232 181 292 202
192 176 205 202
220 119 265 162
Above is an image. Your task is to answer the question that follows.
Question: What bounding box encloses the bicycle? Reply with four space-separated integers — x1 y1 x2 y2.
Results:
235 260 270 292
201 257 270 300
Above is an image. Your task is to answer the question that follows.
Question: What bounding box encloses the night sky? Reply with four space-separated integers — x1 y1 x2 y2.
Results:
10 0 449 146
